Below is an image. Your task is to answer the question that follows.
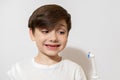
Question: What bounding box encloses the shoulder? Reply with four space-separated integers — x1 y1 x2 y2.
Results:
63 59 87 80
7 58 33 79
8 58 33 73
60 59 87 80
61 59 83 70
61 59 86 74
62 59 80 66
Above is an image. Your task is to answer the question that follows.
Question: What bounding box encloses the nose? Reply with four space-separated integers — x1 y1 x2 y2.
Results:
49 31 58 42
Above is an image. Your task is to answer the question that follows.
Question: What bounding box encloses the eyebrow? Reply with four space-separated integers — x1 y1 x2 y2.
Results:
55 23 67 28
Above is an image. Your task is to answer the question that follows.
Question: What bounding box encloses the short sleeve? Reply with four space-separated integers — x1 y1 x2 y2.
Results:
75 66 87 80
7 65 17 80
7 63 23 80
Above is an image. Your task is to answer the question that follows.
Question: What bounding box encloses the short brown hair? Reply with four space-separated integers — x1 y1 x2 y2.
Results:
28 4 71 33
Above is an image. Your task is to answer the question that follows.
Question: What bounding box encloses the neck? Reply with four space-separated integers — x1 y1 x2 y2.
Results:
34 53 62 65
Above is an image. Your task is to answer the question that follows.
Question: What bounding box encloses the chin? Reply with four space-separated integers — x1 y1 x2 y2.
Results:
45 51 60 57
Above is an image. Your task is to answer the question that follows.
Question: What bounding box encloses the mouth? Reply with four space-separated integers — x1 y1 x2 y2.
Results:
45 44 60 50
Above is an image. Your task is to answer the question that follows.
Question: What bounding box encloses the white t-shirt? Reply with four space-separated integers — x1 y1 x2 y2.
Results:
7 58 87 80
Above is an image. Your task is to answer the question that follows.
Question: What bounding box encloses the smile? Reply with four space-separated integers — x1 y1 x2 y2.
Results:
45 44 60 50
45 44 60 47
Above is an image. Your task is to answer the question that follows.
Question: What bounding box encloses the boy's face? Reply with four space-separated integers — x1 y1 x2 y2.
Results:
29 20 68 57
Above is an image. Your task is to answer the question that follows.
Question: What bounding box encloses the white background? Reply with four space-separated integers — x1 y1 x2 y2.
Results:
0 0 120 80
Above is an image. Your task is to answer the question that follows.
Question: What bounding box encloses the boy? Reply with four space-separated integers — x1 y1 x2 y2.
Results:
8 4 87 80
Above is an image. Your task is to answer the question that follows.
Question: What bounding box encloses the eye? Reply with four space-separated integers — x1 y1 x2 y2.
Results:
41 30 49 34
58 31 66 35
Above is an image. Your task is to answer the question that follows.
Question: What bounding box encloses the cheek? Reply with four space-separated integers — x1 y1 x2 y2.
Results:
36 34 47 41
35 38 44 50
60 36 68 43
35 36 45 45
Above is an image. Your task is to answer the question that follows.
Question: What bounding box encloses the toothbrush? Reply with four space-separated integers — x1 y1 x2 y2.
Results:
88 52 99 80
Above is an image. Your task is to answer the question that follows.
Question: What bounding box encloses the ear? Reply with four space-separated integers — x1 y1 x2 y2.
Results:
29 29 35 41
